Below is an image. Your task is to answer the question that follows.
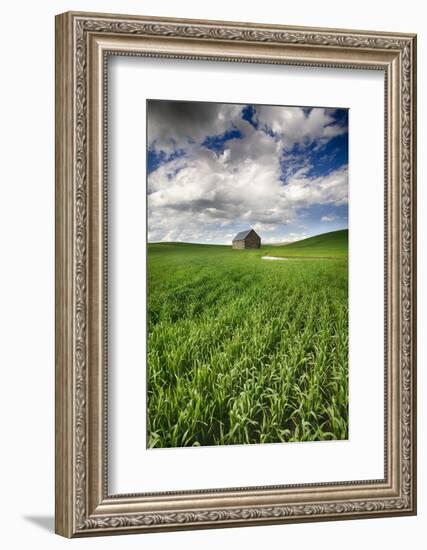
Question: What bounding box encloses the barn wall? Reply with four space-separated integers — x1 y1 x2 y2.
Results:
232 234 261 249
244 233 261 249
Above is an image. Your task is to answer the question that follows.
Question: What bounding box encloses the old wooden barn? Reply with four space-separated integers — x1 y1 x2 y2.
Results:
232 228 261 249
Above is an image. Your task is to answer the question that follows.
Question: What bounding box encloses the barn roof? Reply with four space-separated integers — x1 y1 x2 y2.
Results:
232 229 255 242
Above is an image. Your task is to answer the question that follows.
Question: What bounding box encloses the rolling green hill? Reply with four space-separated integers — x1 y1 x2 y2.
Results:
150 229 348 259
262 229 348 259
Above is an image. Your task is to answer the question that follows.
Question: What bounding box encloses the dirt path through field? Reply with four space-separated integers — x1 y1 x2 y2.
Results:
261 256 289 261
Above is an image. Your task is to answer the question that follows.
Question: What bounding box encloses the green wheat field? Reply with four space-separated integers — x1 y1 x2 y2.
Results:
147 229 348 448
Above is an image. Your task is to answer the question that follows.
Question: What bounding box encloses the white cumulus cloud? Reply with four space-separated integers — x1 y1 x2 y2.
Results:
147 101 348 243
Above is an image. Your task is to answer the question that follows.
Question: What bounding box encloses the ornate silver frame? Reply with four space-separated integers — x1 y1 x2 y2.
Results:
55 11 417 537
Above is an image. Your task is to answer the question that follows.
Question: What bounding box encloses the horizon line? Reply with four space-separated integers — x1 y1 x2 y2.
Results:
147 228 348 246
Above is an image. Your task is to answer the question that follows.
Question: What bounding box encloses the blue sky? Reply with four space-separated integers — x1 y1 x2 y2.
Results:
147 100 348 244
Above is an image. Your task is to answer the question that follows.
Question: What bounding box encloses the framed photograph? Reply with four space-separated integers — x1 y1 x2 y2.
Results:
55 11 417 537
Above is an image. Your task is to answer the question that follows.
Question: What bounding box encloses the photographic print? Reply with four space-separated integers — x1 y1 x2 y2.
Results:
147 99 349 449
